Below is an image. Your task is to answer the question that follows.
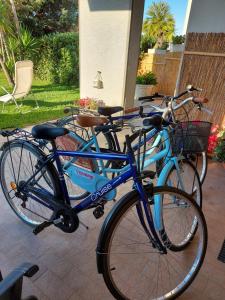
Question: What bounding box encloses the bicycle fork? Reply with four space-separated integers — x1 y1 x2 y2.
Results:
134 179 167 254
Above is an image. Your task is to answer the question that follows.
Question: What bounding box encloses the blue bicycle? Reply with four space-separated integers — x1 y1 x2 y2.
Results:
0 120 207 299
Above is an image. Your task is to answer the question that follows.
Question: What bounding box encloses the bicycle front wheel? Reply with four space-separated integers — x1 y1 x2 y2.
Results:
98 186 207 300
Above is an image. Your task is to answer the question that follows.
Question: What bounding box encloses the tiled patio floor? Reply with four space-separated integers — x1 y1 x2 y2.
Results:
0 159 225 299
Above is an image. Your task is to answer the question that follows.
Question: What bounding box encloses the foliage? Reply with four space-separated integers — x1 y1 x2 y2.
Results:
172 35 185 44
0 1 11 32
14 0 78 37
214 126 225 162
0 0 39 83
160 41 168 50
0 72 79 129
3 26 40 77
136 71 157 85
143 1 175 49
208 124 219 154
140 34 156 52
35 32 79 85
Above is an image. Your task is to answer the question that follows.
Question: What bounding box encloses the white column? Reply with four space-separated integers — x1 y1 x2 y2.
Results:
79 0 132 107
79 0 144 108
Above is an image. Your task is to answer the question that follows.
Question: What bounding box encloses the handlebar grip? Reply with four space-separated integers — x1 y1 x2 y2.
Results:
195 87 203 92
64 107 72 114
64 106 80 115
124 107 139 114
138 93 164 102
193 97 209 103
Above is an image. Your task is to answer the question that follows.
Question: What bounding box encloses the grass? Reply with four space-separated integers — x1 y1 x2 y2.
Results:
0 72 80 129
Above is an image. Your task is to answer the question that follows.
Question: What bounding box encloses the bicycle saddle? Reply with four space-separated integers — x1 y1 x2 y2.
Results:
143 115 163 128
76 114 107 127
32 124 69 140
98 106 123 116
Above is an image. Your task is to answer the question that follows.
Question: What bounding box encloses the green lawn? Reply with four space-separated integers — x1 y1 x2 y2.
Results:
0 72 80 129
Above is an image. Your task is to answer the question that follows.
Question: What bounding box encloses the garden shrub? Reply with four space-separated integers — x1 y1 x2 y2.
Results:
35 32 79 85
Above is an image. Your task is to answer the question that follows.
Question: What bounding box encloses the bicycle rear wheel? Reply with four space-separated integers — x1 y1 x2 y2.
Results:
187 152 208 185
98 186 207 300
0 141 61 226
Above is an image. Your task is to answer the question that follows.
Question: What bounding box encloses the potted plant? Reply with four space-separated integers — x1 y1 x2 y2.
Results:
168 35 185 52
135 71 157 101
214 126 225 168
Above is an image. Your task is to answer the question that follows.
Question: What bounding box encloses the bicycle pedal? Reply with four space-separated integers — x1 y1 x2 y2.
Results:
218 239 225 263
141 170 156 180
33 221 52 235
93 205 104 219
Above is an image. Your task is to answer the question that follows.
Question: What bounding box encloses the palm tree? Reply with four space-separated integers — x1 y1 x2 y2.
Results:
143 1 175 49
9 0 21 36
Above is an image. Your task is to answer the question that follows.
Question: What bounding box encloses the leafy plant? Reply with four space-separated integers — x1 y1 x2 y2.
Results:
214 127 225 162
7 26 39 61
58 47 75 84
140 34 156 52
136 71 157 85
172 35 185 44
35 32 79 85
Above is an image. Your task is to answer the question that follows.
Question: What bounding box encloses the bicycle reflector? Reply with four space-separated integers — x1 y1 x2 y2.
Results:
10 182 17 190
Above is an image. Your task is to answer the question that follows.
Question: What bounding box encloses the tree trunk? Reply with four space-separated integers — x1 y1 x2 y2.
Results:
0 33 5 62
9 0 20 36
0 55 14 86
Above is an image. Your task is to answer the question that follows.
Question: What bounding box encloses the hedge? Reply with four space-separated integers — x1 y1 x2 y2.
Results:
35 32 79 85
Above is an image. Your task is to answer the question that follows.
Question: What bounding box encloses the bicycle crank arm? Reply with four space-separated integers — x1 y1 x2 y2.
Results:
33 217 62 235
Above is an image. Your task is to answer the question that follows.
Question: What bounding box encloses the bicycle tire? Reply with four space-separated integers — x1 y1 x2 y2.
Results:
189 152 208 185
0 140 62 226
156 147 207 185
97 185 207 300
165 159 202 207
161 160 202 251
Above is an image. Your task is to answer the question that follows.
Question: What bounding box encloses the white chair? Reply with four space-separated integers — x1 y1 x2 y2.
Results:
0 60 38 112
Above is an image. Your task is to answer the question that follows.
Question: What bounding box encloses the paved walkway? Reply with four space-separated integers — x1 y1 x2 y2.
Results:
0 150 224 299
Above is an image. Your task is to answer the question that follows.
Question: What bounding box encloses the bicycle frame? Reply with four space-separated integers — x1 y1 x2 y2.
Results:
60 125 187 215
17 144 166 250
107 110 162 151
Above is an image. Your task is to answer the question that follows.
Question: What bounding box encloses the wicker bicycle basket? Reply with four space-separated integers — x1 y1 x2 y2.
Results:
171 121 212 155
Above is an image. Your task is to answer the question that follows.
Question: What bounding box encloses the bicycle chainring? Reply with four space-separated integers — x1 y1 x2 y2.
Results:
55 209 79 233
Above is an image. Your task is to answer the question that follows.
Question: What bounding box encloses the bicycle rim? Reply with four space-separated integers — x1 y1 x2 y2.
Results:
101 187 207 300
0 142 58 226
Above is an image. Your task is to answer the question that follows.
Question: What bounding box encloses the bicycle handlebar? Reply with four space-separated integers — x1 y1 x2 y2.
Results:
173 85 203 99
138 92 165 102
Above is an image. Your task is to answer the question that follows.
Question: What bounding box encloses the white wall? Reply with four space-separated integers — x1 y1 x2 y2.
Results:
79 0 132 107
186 0 225 33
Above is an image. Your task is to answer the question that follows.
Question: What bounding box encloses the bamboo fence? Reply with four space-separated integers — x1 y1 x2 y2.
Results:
139 52 181 95
178 32 225 127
